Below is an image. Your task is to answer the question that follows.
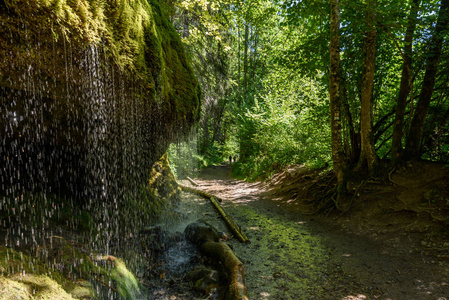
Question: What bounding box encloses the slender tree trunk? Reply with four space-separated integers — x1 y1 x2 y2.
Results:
243 22 249 95
391 0 420 165
358 0 379 175
249 27 253 79
405 0 449 160
342 77 360 165
253 31 258 81
238 22 241 96
330 0 347 196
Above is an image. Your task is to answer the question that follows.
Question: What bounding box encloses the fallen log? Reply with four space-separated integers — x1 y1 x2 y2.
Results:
202 241 248 300
179 184 250 244
187 176 199 186
179 183 223 202
209 197 250 244
185 220 249 300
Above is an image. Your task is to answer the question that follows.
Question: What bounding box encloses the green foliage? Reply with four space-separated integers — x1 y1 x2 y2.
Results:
170 0 449 182
168 138 225 179
168 139 203 178
231 68 331 180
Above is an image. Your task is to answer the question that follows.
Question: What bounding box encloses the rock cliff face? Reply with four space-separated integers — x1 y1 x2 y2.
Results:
0 1 200 204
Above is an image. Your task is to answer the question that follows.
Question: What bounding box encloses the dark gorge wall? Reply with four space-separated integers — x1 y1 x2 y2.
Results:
0 1 200 216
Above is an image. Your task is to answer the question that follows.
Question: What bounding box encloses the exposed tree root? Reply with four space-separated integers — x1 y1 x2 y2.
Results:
201 241 248 300
185 221 249 300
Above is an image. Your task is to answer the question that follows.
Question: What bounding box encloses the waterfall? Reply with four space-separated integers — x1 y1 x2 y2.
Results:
0 1 201 298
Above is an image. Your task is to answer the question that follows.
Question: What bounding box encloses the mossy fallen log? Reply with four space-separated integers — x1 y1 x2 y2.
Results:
201 241 248 300
179 183 223 202
185 220 249 300
209 197 250 244
179 184 250 244
187 176 199 186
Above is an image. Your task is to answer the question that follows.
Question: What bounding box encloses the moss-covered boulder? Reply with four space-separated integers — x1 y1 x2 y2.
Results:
0 245 88 299
0 275 78 300
0 239 145 300
149 153 181 205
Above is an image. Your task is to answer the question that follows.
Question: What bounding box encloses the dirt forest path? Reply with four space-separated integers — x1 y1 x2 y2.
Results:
185 164 449 300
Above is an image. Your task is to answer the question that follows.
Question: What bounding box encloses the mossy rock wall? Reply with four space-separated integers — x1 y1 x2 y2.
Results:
0 1 200 202
0 0 200 120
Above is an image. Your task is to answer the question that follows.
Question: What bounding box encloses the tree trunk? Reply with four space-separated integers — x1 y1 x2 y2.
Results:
238 22 241 96
342 76 360 165
329 0 347 195
243 22 249 95
253 30 258 81
405 0 449 160
390 0 420 165
358 0 379 175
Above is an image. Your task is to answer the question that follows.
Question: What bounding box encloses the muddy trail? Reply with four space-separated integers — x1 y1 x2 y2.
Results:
180 164 449 300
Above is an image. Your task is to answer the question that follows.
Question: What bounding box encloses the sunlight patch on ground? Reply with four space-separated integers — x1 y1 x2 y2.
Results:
259 291 271 298
341 295 367 300
414 279 449 299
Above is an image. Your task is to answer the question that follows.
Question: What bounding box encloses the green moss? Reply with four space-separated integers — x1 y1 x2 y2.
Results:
1 0 201 127
0 275 77 300
148 153 182 204
109 258 141 300
117 152 182 230
0 245 84 298
0 240 144 299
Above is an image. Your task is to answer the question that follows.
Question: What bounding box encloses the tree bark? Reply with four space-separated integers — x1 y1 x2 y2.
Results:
238 21 241 96
358 0 379 175
342 76 360 165
390 0 420 165
405 0 449 160
208 196 250 244
187 176 199 186
329 0 347 194
243 22 249 95
253 31 258 81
